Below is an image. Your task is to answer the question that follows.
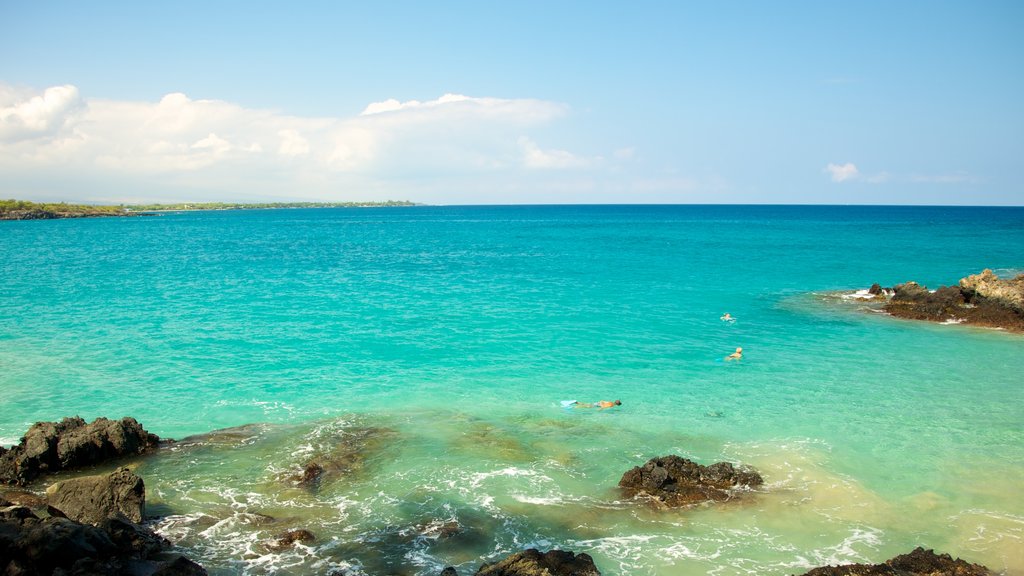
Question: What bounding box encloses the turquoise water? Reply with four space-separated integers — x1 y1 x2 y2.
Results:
1 205 1022 575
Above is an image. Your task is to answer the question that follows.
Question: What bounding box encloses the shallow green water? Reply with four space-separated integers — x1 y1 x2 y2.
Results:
1 205 1022 574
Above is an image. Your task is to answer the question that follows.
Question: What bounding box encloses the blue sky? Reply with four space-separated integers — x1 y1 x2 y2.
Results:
1 1 1021 205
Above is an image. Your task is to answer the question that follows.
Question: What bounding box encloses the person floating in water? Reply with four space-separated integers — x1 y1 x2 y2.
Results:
725 347 743 361
720 313 735 322
566 400 622 409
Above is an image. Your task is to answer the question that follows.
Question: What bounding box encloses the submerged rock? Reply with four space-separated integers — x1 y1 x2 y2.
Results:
880 269 1024 331
475 549 601 576
618 455 763 507
0 416 161 486
796 546 991 575
46 467 146 525
0 510 206 575
264 528 316 552
290 425 397 490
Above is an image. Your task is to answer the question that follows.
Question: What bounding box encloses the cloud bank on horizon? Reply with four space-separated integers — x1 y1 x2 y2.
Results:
1 83 988 205
2 83 617 203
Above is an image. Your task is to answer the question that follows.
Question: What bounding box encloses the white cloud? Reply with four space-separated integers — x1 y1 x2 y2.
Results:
0 84 584 201
0 84 83 142
825 162 860 182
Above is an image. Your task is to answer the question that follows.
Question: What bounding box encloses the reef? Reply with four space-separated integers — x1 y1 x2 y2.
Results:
618 454 763 507
795 546 992 575
876 269 1024 332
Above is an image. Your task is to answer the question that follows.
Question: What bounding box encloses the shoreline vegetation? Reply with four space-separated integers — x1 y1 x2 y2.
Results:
0 199 416 220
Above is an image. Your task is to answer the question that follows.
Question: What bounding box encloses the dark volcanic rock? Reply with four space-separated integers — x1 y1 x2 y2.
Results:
0 416 161 486
46 467 146 524
881 270 1024 332
475 548 601 576
619 455 763 507
265 528 316 552
0 508 206 576
796 546 991 575
441 567 459 576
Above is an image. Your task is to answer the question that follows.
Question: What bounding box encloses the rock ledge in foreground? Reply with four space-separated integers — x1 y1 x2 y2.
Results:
0 416 161 486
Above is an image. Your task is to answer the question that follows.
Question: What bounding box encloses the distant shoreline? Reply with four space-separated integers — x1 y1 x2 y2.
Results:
0 199 418 221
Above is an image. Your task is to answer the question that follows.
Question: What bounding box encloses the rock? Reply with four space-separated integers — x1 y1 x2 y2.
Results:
475 549 601 576
960 269 1024 314
46 467 146 524
0 489 47 510
0 416 161 486
878 270 1024 331
441 567 459 576
264 528 315 552
618 455 763 507
796 546 991 575
868 283 884 295
0 510 207 575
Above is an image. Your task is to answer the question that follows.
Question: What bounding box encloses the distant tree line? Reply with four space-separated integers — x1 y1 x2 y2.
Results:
1 199 416 219
125 200 416 211
0 199 124 216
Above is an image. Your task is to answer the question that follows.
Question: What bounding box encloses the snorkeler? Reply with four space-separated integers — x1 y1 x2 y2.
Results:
721 313 735 322
569 400 622 409
725 347 743 360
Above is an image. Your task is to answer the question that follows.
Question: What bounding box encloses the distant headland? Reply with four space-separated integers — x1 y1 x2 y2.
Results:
0 199 416 221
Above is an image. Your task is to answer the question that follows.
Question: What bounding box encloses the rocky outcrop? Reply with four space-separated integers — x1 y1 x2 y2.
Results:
46 467 146 524
618 455 763 507
0 510 206 575
0 416 161 485
796 546 991 575
959 269 1024 314
474 549 601 576
881 269 1024 331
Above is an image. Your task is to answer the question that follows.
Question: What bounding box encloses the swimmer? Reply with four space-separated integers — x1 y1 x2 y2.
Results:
725 347 743 361
573 400 622 409
720 313 734 322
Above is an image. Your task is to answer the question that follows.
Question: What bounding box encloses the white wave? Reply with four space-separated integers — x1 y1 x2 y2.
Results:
0 436 19 448
777 527 883 572
511 494 564 505
941 317 967 325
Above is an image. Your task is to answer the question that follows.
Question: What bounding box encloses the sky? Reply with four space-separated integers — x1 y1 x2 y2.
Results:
1 1 1021 205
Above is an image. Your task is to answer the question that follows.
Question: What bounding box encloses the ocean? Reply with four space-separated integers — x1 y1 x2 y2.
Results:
1 205 1022 575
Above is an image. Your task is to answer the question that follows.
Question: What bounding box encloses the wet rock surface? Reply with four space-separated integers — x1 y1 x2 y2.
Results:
0 510 207 575
881 269 1024 331
46 467 146 524
473 548 601 576
796 546 991 575
264 528 316 552
290 425 397 491
618 455 763 507
0 416 161 486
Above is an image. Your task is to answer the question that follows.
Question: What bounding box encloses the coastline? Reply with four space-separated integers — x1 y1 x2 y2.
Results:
0 199 417 221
